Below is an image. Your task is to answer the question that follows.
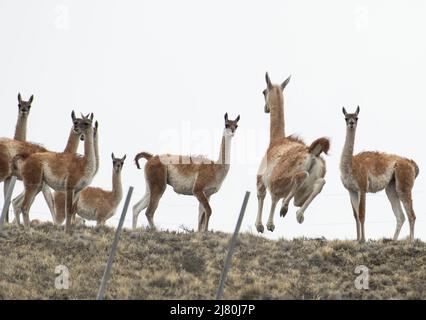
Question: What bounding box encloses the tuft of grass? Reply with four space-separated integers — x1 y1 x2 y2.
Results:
1 223 426 299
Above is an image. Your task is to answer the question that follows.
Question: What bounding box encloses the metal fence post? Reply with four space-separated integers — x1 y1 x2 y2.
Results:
215 191 250 300
97 186 134 300
0 176 17 234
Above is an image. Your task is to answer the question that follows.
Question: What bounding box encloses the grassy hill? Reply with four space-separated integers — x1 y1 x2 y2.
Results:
0 222 425 299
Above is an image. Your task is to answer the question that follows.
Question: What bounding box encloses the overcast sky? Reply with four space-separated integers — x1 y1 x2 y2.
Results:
1 0 425 241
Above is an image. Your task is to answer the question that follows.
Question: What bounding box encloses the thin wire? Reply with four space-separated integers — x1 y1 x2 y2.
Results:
304 219 426 227
2 184 425 228
6 207 426 229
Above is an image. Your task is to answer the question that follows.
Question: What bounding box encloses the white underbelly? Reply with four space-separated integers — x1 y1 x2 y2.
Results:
167 166 196 195
75 178 92 192
298 163 320 190
43 171 67 191
43 174 92 193
76 199 97 220
263 156 311 191
77 207 97 221
262 158 279 190
367 171 393 193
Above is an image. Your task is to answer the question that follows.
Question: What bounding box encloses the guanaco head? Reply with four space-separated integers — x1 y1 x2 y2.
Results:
71 111 88 141
112 153 126 173
263 72 291 113
224 113 240 137
17 93 34 116
71 111 94 140
342 106 360 130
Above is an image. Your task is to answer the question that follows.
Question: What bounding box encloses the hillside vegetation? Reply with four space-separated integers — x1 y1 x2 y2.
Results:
0 222 425 299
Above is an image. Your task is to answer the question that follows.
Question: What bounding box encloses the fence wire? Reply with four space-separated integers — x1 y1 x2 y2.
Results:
1 185 425 229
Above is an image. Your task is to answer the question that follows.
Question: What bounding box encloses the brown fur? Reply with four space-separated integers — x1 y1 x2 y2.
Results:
14 93 33 141
340 107 418 242
3 94 33 221
134 155 228 231
309 137 330 156
352 152 392 179
268 87 285 144
54 154 124 226
267 144 306 196
56 188 117 225
52 192 66 224
135 152 153 169
0 139 47 181
80 188 116 215
18 114 96 234
52 121 100 225
11 116 93 227
411 160 420 178
267 135 305 150
256 73 329 233
170 155 219 179
132 114 240 232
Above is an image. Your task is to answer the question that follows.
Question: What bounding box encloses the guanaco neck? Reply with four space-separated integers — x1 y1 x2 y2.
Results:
112 169 123 201
268 88 285 144
340 126 356 178
14 113 28 141
216 130 232 169
83 127 96 174
63 129 81 153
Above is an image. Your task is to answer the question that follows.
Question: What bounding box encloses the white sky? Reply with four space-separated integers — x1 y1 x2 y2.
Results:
1 0 425 241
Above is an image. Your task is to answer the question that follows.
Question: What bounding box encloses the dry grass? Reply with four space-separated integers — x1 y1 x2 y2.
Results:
1 222 426 300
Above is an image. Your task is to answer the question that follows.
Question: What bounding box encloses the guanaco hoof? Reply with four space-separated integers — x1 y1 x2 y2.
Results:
296 210 304 224
280 205 288 217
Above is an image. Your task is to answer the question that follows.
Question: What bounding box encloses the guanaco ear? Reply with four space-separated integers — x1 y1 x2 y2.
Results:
95 121 98 129
235 115 240 122
342 107 348 117
265 72 273 90
18 93 22 104
280 75 291 91
28 95 34 104
111 153 115 160
356 105 360 115
224 113 229 122
71 110 77 121
89 113 94 122
122 155 127 161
